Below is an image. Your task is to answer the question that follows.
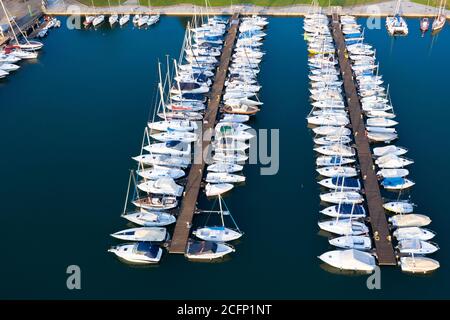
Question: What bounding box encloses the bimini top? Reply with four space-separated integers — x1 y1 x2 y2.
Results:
186 241 218 255
135 242 160 258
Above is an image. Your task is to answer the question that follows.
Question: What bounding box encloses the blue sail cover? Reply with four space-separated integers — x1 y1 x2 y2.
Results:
330 156 345 165
166 141 181 148
182 93 205 100
336 204 366 215
382 177 405 187
178 82 201 90
331 177 361 188
136 242 160 258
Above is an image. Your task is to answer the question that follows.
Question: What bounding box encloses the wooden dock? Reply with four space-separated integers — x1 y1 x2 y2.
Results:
331 13 397 266
169 13 240 254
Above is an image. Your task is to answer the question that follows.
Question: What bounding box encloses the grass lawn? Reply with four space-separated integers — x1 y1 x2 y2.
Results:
77 0 449 9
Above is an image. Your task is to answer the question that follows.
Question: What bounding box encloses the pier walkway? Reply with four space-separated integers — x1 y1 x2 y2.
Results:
331 13 397 265
169 13 240 254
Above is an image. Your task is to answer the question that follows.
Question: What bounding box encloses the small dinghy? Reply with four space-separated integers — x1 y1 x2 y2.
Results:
318 249 376 272
320 191 364 204
383 201 414 214
377 168 409 178
320 204 366 218
205 183 234 196
389 214 431 228
316 156 355 167
136 165 185 180
397 239 439 255
138 177 184 197
319 177 361 191
393 227 435 241
400 256 440 274
329 236 372 250
314 144 355 157
373 145 407 157
185 240 234 261
207 163 243 173
132 195 178 210
316 166 357 178
122 210 176 227
108 242 162 264
318 219 369 235
381 177 415 190
375 154 413 168
313 126 351 136
111 227 167 242
206 172 245 184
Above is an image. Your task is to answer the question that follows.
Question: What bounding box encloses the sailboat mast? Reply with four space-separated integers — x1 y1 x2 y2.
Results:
218 195 225 227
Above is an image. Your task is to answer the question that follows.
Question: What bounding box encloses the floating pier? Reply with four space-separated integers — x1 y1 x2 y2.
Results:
169 13 240 254
330 13 397 266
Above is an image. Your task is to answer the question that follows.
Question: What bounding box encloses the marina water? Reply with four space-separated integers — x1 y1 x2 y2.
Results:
0 17 449 299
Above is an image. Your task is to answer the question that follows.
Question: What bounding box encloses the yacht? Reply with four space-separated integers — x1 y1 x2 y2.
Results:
111 227 167 242
318 249 376 272
108 242 162 264
122 209 176 227
185 240 234 261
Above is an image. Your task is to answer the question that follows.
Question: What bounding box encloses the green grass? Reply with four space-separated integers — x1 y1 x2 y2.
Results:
77 0 449 9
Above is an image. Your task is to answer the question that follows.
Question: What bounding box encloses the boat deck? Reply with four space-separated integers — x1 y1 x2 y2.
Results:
169 13 240 254
331 13 397 266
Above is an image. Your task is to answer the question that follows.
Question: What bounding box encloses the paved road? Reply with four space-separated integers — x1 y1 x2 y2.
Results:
44 1 449 17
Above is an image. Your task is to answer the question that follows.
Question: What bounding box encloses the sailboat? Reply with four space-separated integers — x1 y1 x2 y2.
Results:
193 195 243 242
432 0 447 33
0 0 43 52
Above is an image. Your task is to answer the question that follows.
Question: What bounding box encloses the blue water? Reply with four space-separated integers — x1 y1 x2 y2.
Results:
0 17 448 299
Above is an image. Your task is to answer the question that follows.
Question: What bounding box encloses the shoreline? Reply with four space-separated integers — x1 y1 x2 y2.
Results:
44 1 450 18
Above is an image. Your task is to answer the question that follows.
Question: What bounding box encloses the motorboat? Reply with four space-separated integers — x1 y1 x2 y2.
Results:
205 183 233 196
133 154 190 168
0 54 21 63
366 117 398 127
377 168 409 178
367 131 398 143
147 14 160 26
138 177 184 197
108 242 162 264
0 63 19 72
148 120 197 132
92 15 105 28
185 240 234 261
393 227 435 241
318 249 376 272
318 177 361 191
17 40 43 51
206 172 245 184
312 126 351 136
400 256 440 273
381 177 415 190
318 219 369 235
109 14 119 26
397 239 439 255
213 152 248 163
320 191 364 204
316 156 355 167
373 145 407 157
389 214 431 228
0 69 8 78
144 141 191 157
119 14 130 26
207 162 243 173
132 195 178 210
84 15 95 27
151 131 197 143
320 204 366 218
383 201 414 214
122 209 176 227
314 144 355 157
316 166 357 178
375 154 413 168
136 165 185 180
111 227 167 242
329 236 372 250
